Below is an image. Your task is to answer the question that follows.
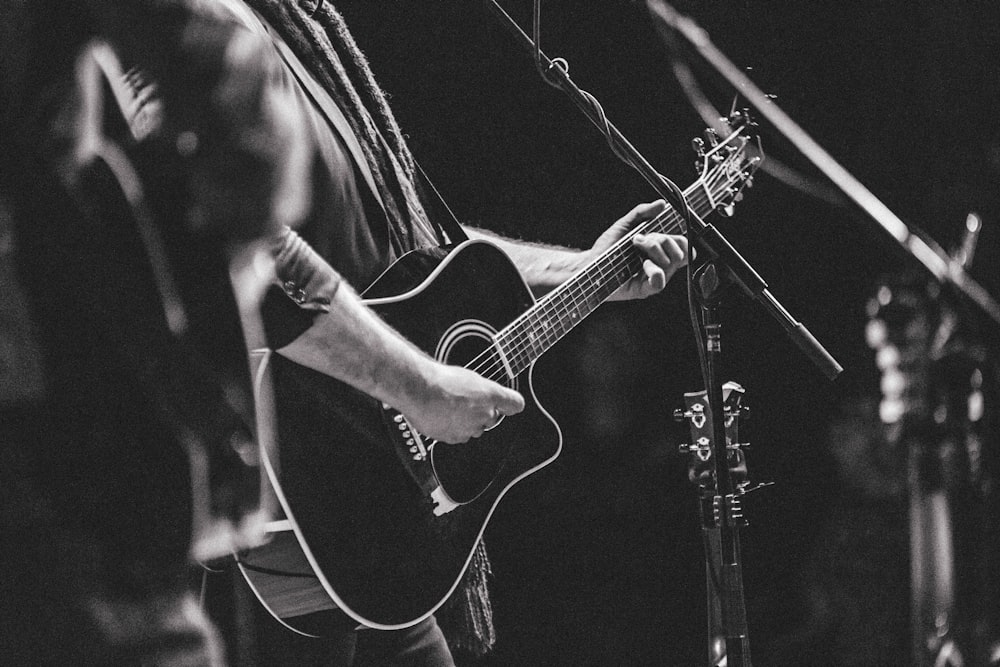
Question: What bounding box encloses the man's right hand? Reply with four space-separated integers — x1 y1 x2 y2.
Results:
270 235 525 444
400 363 525 444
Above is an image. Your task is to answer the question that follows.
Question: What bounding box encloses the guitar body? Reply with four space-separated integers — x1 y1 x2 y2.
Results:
237 117 762 635
239 241 562 632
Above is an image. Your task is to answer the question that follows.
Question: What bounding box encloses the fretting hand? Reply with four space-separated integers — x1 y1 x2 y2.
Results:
590 200 690 301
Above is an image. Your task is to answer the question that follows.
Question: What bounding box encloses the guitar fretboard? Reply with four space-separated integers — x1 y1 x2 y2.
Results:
457 125 755 386
495 179 716 380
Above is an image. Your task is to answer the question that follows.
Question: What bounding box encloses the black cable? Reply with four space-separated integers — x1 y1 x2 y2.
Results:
200 567 210 609
521 0 694 229
526 4 719 594
523 0 708 431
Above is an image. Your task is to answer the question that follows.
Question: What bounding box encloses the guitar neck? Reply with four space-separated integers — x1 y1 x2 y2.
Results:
496 181 714 378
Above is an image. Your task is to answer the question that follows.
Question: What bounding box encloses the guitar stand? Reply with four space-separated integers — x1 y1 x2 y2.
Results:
676 379 751 667
674 261 771 667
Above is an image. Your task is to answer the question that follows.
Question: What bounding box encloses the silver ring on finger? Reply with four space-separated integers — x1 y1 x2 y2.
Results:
484 407 504 431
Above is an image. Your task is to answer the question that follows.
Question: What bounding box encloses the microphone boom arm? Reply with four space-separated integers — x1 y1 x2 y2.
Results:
483 0 843 380
645 0 1000 329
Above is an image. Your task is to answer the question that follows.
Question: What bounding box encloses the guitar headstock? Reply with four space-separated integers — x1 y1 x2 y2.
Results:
864 271 990 444
675 381 749 492
691 110 764 218
864 272 940 430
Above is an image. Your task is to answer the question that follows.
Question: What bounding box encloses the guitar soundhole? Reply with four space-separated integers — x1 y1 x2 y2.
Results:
430 322 517 505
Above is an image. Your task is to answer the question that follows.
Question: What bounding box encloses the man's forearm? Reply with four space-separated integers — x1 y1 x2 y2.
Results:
270 228 437 414
464 227 589 296
275 281 439 415
464 201 684 303
268 228 526 444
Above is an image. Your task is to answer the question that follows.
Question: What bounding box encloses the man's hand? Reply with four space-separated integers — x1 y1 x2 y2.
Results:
400 363 525 444
272 237 526 446
591 200 690 301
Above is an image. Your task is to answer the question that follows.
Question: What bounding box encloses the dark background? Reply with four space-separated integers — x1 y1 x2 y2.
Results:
260 2 1000 665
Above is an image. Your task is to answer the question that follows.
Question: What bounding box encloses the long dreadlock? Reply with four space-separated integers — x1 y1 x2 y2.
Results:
245 0 445 255
240 0 494 655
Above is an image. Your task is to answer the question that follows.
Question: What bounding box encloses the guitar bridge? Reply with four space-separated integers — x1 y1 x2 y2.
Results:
381 403 459 516
390 410 428 461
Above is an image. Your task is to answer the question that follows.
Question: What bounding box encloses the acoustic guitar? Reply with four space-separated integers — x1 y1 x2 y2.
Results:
238 117 763 634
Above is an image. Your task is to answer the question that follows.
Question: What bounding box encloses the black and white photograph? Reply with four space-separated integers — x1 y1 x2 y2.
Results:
2 1 999 665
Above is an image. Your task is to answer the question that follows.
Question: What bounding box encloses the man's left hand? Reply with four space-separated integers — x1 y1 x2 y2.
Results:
590 200 690 301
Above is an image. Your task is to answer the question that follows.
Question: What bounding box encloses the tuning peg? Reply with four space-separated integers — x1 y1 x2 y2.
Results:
703 128 719 146
728 107 757 130
691 136 706 157
721 203 736 217
737 481 774 496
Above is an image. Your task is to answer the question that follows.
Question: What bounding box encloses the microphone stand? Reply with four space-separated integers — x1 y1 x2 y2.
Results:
483 0 842 381
693 261 753 667
482 3 843 666
642 5 1000 664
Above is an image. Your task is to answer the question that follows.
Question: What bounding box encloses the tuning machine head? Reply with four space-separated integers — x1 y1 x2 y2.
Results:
726 107 757 131
691 136 706 158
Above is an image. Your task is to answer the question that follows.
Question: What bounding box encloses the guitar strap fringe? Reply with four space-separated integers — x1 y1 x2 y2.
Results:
241 0 495 654
438 541 496 656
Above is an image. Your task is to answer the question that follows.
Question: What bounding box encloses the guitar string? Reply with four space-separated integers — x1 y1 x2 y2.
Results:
500 191 692 357
479 215 667 382
481 171 731 381
491 208 677 379
459 168 735 386
462 166 739 385
416 161 743 450
494 162 739 375
501 163 731 357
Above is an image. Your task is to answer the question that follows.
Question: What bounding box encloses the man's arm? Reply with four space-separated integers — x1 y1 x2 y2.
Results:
269 229 525 445
466 200 689 300
267 194 686 444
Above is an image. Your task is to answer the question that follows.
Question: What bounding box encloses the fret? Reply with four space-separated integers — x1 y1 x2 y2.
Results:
498 205 691 377
500 242 646 377
492 124 756 378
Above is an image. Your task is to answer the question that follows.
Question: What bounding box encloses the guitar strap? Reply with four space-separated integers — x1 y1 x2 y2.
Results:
412 160 469 245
